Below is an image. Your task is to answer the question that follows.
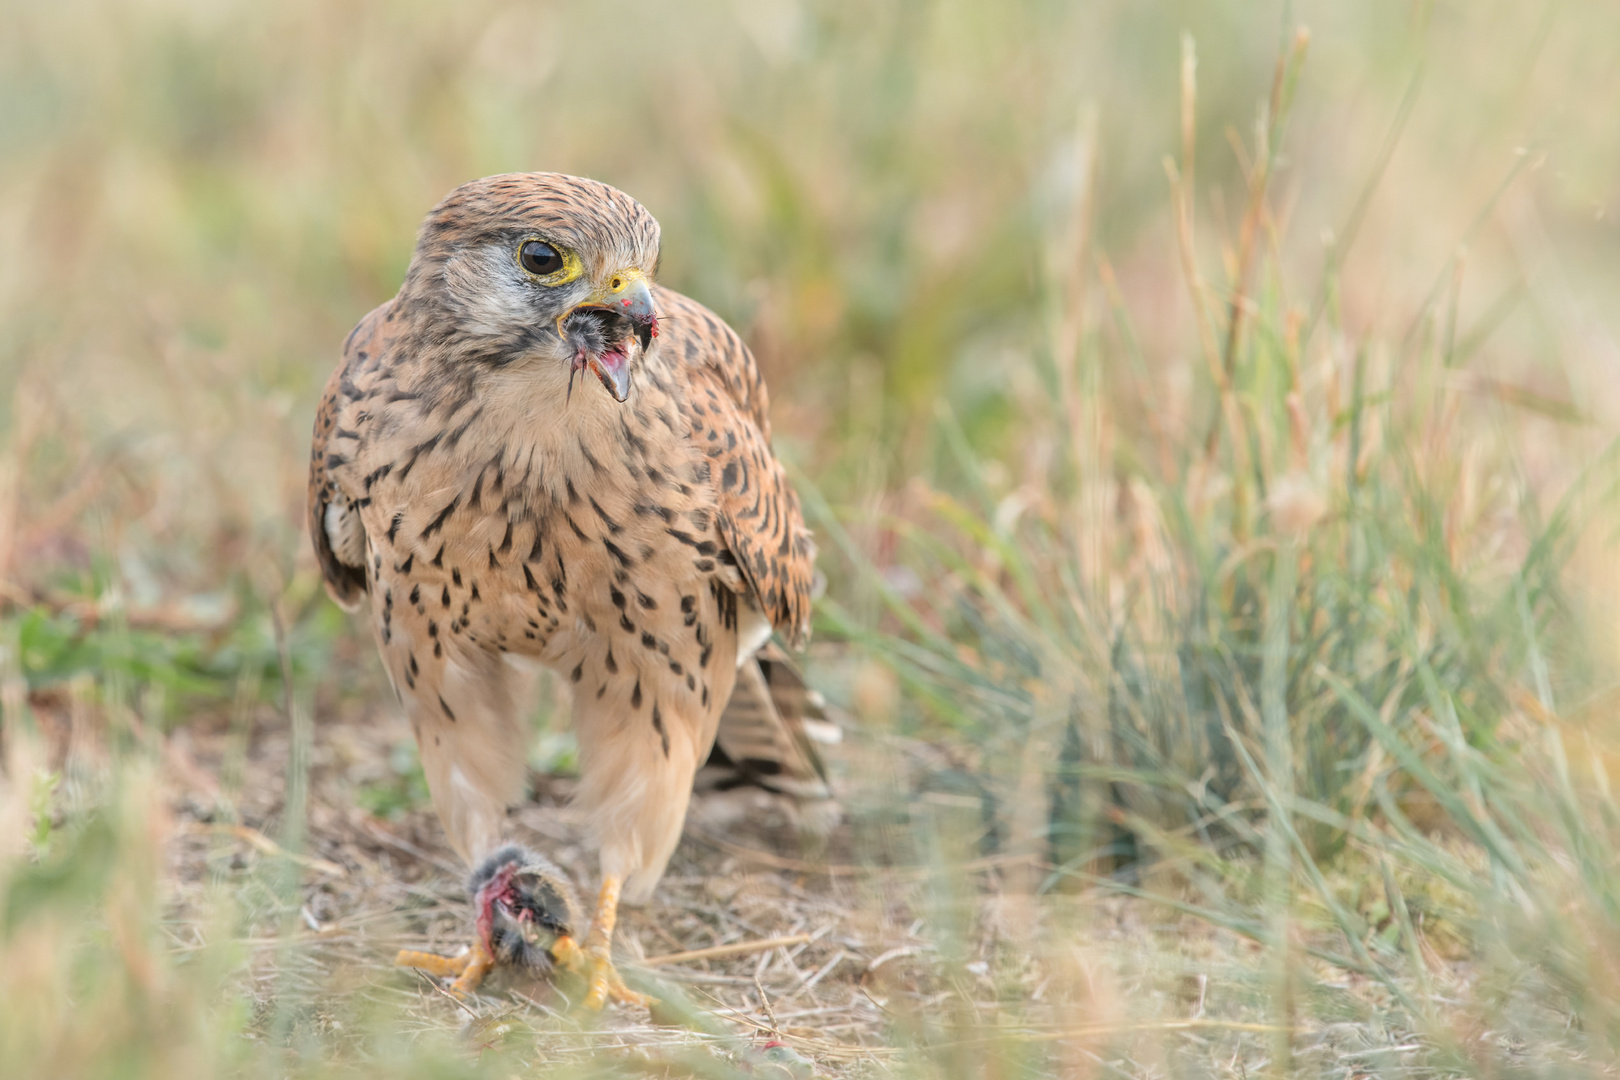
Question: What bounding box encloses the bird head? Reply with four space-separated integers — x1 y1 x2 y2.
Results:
404 172 662 404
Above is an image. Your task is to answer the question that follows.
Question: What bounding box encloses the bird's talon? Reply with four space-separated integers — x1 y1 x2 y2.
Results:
451 941 496 996
554 933 651 1009
582 951 652 1010
551 933 588 974
395 947 469 979
396 941 494 997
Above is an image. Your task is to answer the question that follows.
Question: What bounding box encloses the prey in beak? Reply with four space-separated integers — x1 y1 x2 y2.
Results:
559 270 658 403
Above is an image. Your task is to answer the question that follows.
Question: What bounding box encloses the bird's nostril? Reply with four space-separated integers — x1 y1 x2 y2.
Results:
611 277 623 291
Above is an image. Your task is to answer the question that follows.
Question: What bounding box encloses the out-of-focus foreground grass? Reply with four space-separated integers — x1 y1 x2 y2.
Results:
3 0 1620 1076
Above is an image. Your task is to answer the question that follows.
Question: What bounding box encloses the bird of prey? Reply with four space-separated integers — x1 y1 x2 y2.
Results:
308 173 823 1007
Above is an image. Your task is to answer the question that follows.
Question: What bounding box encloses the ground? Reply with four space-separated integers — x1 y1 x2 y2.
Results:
157 691 927 1071
104 685 1464 1079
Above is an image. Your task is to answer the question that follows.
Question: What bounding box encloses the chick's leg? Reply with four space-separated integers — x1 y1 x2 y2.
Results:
556 873 651 1009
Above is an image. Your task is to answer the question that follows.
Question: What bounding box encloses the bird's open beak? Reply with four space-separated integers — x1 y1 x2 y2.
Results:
560 269 658 404
586 351 632 403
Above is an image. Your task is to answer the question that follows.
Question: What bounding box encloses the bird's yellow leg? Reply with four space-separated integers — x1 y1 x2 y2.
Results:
449 941 495 996
559 874 652 1010
395 948 471 978
395 942 495 997
550 933 587 971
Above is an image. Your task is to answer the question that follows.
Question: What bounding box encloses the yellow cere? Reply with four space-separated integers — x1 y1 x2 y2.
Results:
593 266 645 304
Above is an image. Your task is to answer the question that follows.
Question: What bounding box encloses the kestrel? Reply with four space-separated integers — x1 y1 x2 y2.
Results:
308 173 822 1007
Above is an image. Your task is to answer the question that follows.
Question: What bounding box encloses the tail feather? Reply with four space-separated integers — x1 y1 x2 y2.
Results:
700 643 833 802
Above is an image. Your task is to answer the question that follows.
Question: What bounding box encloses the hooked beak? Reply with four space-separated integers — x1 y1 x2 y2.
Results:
608 272 658 353
559 269 658 404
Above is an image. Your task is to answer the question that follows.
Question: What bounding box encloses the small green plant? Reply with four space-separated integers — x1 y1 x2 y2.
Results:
26 768 59 853
355 741 432 820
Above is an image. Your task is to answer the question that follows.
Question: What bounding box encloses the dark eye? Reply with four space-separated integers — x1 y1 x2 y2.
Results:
519 240 563 276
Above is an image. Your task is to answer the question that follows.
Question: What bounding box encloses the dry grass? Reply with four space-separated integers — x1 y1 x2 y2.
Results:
6 682 1473 1078
4 1 1620 1076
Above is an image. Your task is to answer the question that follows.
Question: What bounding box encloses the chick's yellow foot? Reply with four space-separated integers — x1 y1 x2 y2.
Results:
395 941 495 997
552 933 653 1010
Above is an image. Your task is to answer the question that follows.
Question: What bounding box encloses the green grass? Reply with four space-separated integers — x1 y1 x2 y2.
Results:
5 0 1620 1076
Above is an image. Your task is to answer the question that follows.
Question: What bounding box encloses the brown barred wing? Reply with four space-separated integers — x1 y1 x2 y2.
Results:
658 288 816 646
307 303 392 610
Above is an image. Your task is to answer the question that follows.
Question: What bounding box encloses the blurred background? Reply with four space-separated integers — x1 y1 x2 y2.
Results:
4 0 1615 611
4 0 1620 1076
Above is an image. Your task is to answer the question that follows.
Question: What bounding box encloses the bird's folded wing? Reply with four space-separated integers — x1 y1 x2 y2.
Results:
658 288 816 647
307 304 394 609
